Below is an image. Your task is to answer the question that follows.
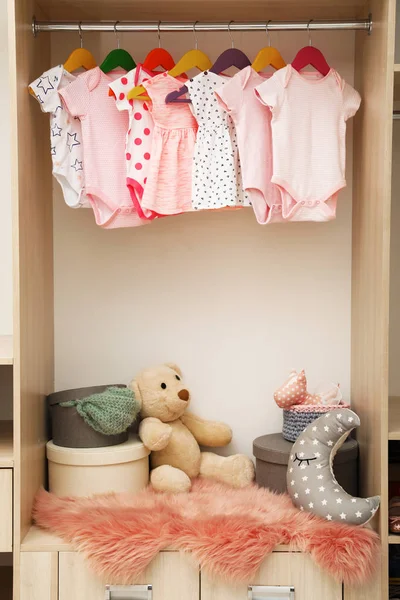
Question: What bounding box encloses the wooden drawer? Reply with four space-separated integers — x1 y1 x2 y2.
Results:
0 469 12 552
20 549 345 600
58 551 199 600
201 551 342 600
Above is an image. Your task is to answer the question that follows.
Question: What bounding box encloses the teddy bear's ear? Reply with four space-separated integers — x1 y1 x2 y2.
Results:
164 363 183 377
128 379 142 408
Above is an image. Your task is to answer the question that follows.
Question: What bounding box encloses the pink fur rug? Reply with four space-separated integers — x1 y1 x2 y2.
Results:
34 480 380 586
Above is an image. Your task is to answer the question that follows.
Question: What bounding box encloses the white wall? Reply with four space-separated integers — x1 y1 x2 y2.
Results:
50 29 355 457
0 3 13 335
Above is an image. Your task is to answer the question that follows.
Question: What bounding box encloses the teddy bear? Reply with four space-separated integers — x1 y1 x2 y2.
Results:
129 363 255 493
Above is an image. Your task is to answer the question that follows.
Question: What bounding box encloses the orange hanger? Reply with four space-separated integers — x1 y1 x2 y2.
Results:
64 22 97 73
143 21 175 72
252 22 286 72
128 22 211 101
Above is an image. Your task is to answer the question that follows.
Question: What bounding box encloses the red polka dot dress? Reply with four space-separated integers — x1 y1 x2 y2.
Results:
109 65 157 220
141 72 198 215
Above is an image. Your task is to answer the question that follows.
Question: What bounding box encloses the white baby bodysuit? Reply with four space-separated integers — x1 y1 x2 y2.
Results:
255 65 361 222
30 65 90 208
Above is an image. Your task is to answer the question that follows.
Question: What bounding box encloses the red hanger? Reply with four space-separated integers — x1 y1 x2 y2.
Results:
143 48 175 72
143 23 175 72
291 20 330 76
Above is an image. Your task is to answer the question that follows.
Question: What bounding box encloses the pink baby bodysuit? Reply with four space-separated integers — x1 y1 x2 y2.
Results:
215 66 283 224
141 72 198 215
109 65 158 220
60 67 144 229
255 65 361 222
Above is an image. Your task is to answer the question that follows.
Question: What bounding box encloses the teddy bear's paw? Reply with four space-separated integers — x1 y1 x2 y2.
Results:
222 455 255 488
200 452 255 489
151 465 192 493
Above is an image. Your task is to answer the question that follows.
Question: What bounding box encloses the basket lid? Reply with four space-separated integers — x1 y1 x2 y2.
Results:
47 384 126 407
46 434 149 466
253 433 358 465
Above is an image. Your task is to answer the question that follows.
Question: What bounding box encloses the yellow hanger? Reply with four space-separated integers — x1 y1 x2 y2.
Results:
252 21 286 72
64 22 97 73
127 22 212 101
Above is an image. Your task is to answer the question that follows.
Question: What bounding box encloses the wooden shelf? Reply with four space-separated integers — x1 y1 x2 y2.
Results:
21 526 73 552
394 64 400 71
21 525 295 554
389 535 400 544
0 422 13 467
34 0 368 21
0 337 12 366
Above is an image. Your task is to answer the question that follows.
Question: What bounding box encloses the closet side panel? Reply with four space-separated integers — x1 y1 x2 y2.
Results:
352 0 395 598
8 0 53 586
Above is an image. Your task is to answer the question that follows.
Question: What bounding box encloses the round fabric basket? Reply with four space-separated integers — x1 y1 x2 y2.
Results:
282 404 350 442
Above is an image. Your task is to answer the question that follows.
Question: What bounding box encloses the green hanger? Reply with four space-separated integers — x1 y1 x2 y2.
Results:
100 21 136 74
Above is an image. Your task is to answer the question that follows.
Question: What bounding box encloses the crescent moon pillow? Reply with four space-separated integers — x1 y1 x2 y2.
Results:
287 408 380 525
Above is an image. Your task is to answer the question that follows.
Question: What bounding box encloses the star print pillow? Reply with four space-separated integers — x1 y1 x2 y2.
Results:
287 408 380 525
29 65 90 209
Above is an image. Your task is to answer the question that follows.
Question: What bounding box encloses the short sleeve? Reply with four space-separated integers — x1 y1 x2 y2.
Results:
342 82 361 121
109 69 137 111
29 68 60 113
59 72 90 118
215 71 244 115
254 68 286 112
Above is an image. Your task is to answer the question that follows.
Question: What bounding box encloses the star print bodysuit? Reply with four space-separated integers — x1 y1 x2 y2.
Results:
30 65 90 208
60 67 145 229
255 66 361 222
186 70 250 210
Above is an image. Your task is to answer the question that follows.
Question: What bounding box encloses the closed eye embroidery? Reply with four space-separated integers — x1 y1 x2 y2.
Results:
294 453 317 467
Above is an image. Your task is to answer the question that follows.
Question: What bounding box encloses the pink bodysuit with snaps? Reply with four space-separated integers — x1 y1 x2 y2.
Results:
255 65 361 222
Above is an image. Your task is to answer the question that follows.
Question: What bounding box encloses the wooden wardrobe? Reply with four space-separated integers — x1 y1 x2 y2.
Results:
2 0 398 598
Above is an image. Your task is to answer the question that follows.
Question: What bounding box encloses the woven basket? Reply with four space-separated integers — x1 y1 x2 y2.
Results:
282 404 350 442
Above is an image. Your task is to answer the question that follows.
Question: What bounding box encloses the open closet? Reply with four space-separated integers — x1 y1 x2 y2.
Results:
3 0 398 598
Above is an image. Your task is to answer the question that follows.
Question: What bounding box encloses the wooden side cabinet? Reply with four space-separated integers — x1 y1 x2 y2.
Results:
201 552 342 600
21 550 200 600
19 549 347 600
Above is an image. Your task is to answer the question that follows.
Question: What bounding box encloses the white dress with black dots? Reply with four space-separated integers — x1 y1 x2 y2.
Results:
186 71 250 210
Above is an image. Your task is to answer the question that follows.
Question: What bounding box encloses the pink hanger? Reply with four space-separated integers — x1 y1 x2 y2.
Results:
291 20 330 76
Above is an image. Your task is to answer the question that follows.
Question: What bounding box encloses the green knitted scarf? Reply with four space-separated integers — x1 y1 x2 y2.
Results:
60 387 140 436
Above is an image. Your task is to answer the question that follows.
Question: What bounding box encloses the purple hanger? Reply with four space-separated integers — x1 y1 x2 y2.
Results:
166 84 191 104
209 48 251 74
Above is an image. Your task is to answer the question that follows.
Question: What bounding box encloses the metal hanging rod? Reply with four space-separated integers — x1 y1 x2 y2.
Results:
32 17 373 36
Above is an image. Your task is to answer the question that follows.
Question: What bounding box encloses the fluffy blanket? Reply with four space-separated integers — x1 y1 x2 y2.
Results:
34 480 380 586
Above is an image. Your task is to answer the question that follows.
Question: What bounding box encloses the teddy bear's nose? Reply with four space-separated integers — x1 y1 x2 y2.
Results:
178 389 189 401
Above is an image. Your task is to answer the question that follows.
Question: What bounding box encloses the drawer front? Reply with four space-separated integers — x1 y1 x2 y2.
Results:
201 552 342 600
59 551 199 600
0 469 12 552
20 552 58 600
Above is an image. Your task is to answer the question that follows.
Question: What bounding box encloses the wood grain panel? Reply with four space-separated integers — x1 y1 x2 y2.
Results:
59 551 199 600
8 1 53 598
352 0 396 598
20 552 58 600
34 0 368 22
0 470 13 552
201 552 341 600
8 0 53 536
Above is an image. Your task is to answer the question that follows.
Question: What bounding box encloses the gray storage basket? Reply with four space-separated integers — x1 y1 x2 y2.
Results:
282 404 350 442
47 384 136 448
